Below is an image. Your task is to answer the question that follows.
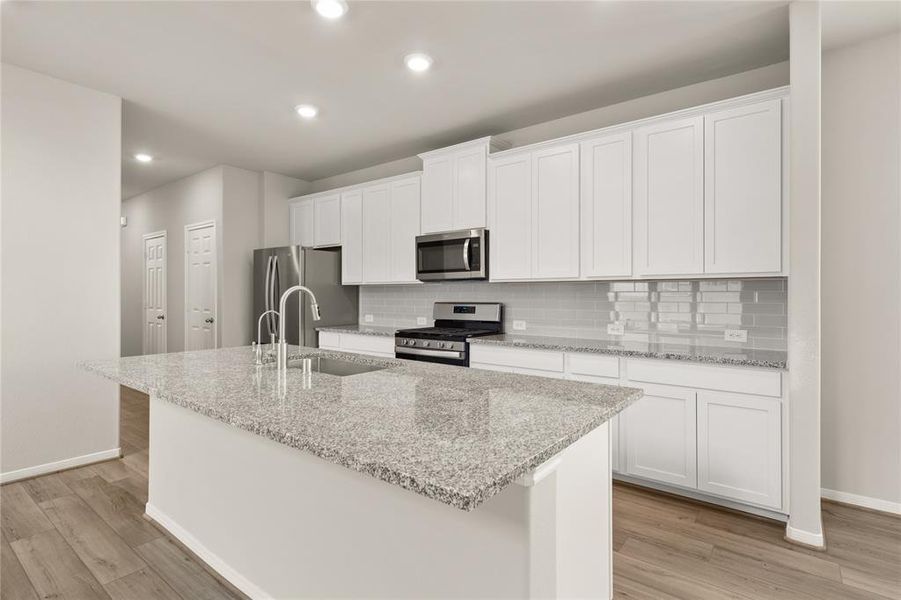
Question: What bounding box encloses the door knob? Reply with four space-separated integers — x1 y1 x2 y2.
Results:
205 317 215 324
157 315 165 320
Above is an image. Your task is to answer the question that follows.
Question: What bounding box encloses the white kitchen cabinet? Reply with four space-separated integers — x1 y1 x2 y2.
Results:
290 194 342 247
290 199 314 247
313 193 342 246
634 116 704 276
580 131 632 278
419 137 503 234
318 331 395 358
697 390 782 508
488 152 532 280
704 99 783 274
488 143 579 281
388 176 421 283
532 143 580 279
361 184 391 283
340 189 363 284
622 383 697 489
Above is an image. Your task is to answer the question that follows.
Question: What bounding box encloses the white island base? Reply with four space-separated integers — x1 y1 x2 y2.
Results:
146 397 613 599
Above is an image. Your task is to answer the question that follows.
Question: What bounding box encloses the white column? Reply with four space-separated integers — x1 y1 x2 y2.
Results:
786 0 825 547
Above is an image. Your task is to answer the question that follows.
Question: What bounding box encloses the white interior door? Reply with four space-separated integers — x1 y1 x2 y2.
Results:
143 232 167 354
185 221 218 351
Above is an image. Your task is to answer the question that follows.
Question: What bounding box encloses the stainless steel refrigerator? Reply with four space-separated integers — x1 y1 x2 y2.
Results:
253 246 358 348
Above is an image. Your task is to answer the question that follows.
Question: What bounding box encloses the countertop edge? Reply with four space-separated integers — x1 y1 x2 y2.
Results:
468 337 787 370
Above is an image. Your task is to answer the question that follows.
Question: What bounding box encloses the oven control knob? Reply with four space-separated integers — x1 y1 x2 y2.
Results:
422 341 430 348
441 342 450 349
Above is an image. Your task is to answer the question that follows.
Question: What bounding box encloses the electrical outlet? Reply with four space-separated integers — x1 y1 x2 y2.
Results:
512 320 527 331
607 323 625 336
724 329 748 343
416 316 427 326
364 314 374 323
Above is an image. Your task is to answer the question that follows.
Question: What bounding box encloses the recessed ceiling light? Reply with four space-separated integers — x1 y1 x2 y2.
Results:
134 153 153 163
312 0 347 19
404 53 433 73
295 104 319 119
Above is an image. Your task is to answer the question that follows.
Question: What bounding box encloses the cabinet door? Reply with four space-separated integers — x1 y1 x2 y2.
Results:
340 190 363 284
454 146 488 229
634 116 703 276
697 391 782 508
389 176 421 283
314 194 342 247
704 99 782 274
361 185 390 283
532 144 580 279
420 156 454 234
488 153 532 280
623 383 697 488
290 199 314 247
580 132 632 278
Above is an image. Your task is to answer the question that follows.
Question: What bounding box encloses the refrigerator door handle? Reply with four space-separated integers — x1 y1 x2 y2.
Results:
264 255 273 336
270 255 280 337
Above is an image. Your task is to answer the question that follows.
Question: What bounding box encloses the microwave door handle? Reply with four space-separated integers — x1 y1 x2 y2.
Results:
462 238 471 271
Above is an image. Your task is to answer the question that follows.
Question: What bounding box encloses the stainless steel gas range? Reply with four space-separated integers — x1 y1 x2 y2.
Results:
394 302 503 367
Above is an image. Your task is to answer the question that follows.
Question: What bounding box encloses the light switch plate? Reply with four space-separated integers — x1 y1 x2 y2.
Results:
512 320 527 331
607 323 625 336
364 314 374 323
724 329 748 342
416 317 427 326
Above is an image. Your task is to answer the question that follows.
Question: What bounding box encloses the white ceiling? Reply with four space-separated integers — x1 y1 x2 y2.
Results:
2 1 799 198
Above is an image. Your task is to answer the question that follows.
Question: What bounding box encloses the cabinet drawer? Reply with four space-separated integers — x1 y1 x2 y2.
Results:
469 345 564 373
627 359 781 397
471 362 565 379
339 333 395 357
565 353 620 379
318 331 341 349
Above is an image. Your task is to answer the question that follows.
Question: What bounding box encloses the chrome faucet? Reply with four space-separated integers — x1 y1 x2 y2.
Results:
277 285 321 374
254 310 280 365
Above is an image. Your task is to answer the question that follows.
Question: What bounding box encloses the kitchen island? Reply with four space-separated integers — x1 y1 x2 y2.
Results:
82 346 641 599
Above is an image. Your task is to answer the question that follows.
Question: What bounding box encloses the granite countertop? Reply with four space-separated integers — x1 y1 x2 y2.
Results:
469 334 787 370
80 347 641 511
317 324 397 337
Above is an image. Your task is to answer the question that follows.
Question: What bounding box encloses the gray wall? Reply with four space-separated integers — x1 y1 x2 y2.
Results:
308 62 789 193
360 279 786 350
2 64 121 475
821 32 901 508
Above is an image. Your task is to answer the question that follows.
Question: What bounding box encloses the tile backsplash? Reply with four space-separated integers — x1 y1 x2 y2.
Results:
358 279 787 350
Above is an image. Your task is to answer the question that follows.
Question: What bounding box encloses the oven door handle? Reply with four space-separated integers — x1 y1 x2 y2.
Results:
462 238 471 271
396 347 465 360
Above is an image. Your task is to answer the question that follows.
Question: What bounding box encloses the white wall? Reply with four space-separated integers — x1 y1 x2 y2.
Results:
1 64 122 479
121 166 224 356
822 32 901 511
260 171 309 247
308 62 789 193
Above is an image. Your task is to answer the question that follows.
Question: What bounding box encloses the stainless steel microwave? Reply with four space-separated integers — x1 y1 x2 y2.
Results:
416 229 488 281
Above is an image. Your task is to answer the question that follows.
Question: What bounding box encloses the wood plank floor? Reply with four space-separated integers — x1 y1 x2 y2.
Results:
2 386 899 599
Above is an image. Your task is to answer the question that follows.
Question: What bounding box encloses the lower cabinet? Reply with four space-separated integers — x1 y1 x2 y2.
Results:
697 391 782 509
318 332 395 358
621 383 697 489
468 344 785 513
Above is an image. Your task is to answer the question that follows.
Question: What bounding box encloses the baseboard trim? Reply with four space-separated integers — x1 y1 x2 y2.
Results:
145 503 271 600
822 488 901 516
0 448 121 484
785 523 825 548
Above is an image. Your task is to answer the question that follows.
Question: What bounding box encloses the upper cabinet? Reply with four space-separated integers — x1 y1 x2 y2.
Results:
347 173 422 285
289 193 342 248
634 116 704 277
580 131 632 278
419 137 506 234
488 143 580 280
704 99 783 274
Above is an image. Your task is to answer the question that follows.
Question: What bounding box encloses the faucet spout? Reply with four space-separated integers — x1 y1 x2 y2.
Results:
255 310 279 365
276 285 322 373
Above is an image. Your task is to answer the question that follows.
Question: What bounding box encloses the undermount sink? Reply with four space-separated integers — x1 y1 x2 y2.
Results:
286 356 389 377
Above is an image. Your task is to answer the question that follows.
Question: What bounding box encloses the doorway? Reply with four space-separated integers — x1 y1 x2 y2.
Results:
142 231 167 354
184 220 218 351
